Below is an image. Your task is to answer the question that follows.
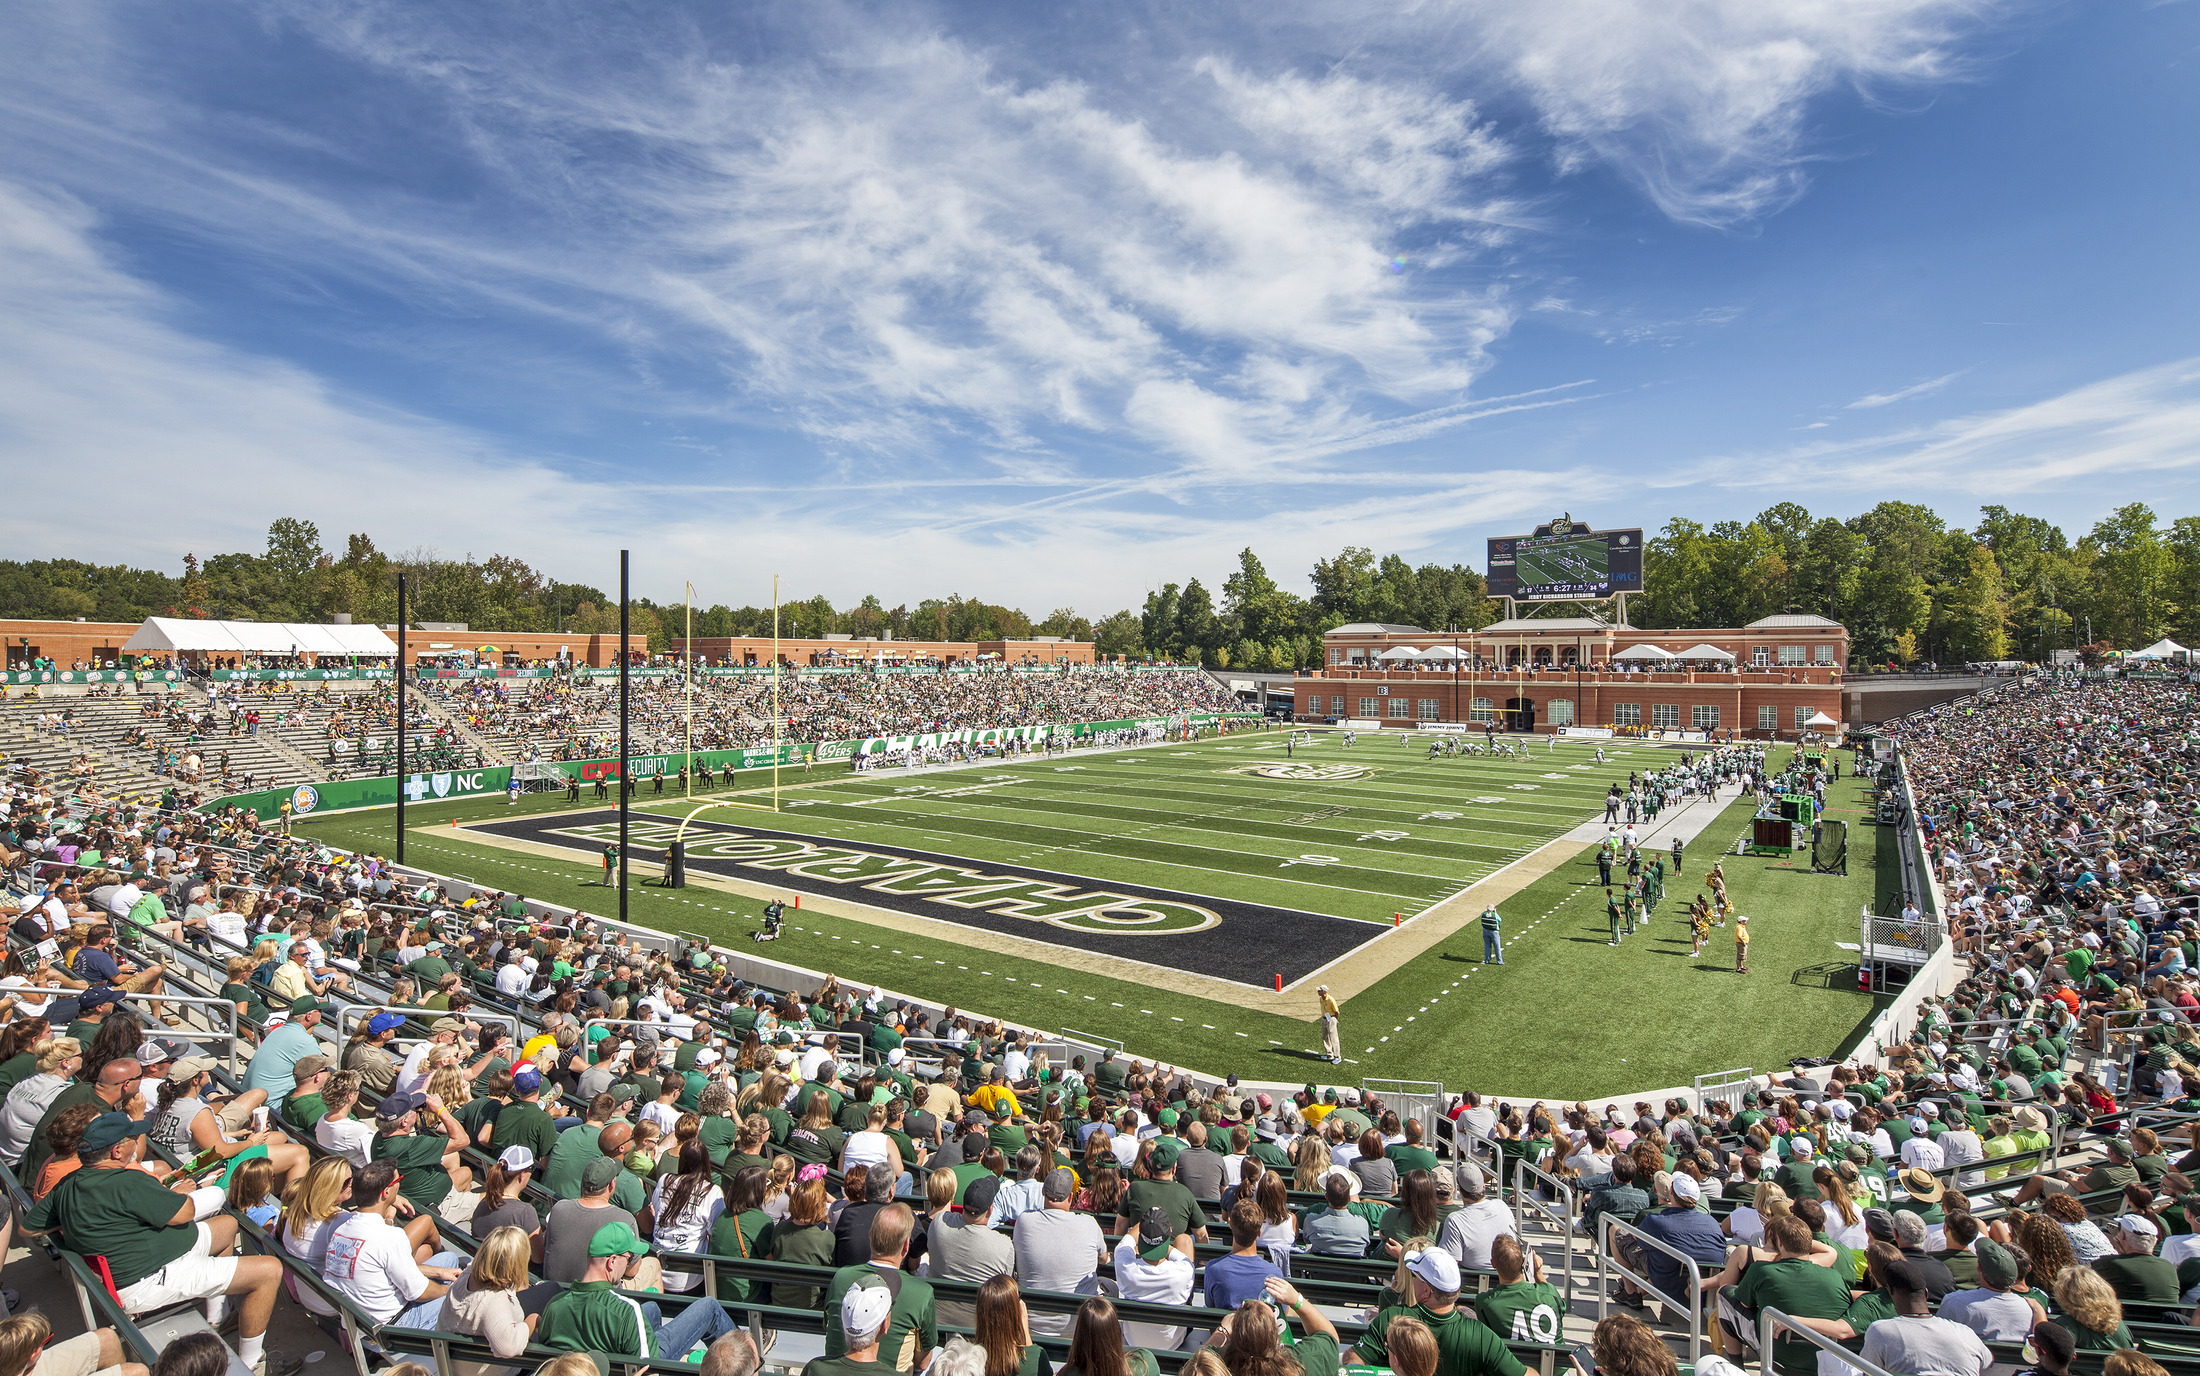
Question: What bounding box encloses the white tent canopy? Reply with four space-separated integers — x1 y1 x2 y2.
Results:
1376 645 1423 660
1417 644 1464 660
1611 644 1674 661
1805 710 1842 728
2129 638 2190 660
120 617 398 657
1674 643 1737 662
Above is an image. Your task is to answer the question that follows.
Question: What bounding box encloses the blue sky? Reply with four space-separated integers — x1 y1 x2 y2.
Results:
2 0 2196 611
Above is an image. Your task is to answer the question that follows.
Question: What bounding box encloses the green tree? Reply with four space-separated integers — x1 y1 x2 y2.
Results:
1940 542 2010 663
1092 610 1144 659
2086 503 2170 647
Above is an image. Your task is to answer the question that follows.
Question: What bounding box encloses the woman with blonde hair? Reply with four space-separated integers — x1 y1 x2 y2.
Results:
2053 1265 2135 1351
0 1037 78 1160
0 1309 147 1376
1724 1181 1789 1248
1813 1165 1866 1249
1381 1316 1440 1376
435 1225 538 1374
1291 1134 1331 1193
275 1156 355 1321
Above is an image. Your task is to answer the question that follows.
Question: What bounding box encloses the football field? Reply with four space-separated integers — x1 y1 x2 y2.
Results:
467 731 1638 990
301 728 1892 1097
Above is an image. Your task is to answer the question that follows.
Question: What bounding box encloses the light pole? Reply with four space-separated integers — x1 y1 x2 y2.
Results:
395 572 407 864
618 549 629 926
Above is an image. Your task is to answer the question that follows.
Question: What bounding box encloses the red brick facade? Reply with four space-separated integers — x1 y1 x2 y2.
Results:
1297 616 1847 737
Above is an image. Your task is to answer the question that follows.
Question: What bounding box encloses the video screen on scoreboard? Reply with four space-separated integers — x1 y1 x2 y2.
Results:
1487 520 1642 601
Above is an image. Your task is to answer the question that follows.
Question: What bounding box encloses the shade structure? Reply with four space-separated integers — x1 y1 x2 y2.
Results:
1611 644 1674 661
2129 638 2190 660
120 617 398 657
1805 710 1842 728
1376 645 1423 660
1674 643 1736 662
1417 644 1464 660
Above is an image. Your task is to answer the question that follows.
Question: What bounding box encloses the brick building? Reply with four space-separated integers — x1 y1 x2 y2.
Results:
1298 614 1847 737
670 634 1094 668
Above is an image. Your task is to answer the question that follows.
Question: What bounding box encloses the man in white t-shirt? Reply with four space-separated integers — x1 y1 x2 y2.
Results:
1112 1206 1194 1350
1437 1163 1518 1270
322 1161 464 1327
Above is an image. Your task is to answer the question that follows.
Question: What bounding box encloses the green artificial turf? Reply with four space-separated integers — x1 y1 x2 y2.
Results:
296 733 1890 1099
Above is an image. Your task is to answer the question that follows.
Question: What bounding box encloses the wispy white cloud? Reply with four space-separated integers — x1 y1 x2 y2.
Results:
1846 370 1964 408
1442 0 2005 225
1695 357 2200 494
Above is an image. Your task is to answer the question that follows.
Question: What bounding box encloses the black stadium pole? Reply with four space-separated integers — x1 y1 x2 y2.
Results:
396 572 407 865
619 549 630 926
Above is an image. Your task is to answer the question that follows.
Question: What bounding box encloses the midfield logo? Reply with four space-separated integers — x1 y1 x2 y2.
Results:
551 821 1221 935
1223 762 1372 781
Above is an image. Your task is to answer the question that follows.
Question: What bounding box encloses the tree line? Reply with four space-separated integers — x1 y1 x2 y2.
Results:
1 502 2187 667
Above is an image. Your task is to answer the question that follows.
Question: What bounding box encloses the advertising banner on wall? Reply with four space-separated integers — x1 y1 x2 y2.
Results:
203 711 1261 819
211 668 394 682
4 669 185 685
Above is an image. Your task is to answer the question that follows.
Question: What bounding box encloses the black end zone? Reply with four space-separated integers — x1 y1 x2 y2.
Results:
470 809 1379 987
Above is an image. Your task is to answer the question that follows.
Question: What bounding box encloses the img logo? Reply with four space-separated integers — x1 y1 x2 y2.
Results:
290 785 321 815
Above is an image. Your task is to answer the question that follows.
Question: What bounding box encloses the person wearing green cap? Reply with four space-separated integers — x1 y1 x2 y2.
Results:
1116 1147 1208 1243
1936 1239 2046 1340
537 1219 741 1359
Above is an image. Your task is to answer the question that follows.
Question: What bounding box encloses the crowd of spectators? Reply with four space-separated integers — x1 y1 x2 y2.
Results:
11 672 2200 1376
420 667 1241 763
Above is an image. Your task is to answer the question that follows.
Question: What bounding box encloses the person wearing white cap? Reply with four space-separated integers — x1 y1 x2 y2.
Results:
818 1279 896 1376
1353 1244 1518 1375
2093 1214 2179 1302
470 1146 542 1241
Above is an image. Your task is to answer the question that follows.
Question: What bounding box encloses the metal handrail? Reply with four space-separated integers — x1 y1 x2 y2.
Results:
110 990 246 1076
336 1001 519 1050
1757 1306 1903 1376
1512 1155 1578 1300
1599 1210 1706 1364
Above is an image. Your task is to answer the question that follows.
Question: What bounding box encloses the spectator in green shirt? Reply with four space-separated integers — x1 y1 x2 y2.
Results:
820 1202 938 1370
1385 1119 1441 1177
1725 1215 1853 1373
1351 1248 1518 1376
280 1055 333 1133
537 1220 741 1359
368 1088 472 1212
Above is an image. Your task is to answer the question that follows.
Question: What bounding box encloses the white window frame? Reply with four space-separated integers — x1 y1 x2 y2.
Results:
1692 704 1720 731
1751 645 1772 668
1386 697 1411 718
1814 644 1836 664
1757 706 1778 731
1651 703 1680 730
1612 703 1641 727
1358 698 1379 718
1470 697 1497 723
1778 645 1807 665
1547 699 1575 727
1795 705 1814 729
1417 699 1439 720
